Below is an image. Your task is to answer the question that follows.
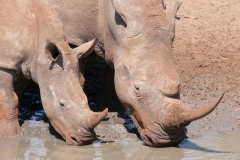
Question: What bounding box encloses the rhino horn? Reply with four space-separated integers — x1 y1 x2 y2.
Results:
88 108 108 129
167 92 225 127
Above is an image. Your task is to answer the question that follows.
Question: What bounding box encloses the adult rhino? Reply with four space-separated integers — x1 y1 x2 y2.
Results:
0 0 107 145
48 0 224 147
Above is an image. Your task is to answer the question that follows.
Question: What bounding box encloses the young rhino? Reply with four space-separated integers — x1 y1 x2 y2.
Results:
0 0 107 145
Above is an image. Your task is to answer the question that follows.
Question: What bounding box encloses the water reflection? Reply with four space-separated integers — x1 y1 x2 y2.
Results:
24 138 49 159
179 132 240 159
0 136 21 160
1 121 240 160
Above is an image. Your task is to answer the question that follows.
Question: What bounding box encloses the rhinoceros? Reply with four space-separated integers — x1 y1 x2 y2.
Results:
47 0 224 147
0 0 108 145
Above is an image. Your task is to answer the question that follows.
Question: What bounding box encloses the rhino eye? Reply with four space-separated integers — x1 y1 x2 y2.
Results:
59 102 65 107
134 85 142 97
135 85 140 91
133 80 145 97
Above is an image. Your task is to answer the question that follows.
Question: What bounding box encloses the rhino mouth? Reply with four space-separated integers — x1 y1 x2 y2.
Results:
66 129 96 146
66 131 96 146
129 109 185 147
50 121 96 145
139 126 185 147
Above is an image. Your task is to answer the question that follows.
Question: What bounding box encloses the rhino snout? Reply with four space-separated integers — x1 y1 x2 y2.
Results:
140 128 185 147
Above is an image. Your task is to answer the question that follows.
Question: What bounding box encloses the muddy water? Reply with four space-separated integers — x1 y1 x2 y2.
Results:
1 121 239 160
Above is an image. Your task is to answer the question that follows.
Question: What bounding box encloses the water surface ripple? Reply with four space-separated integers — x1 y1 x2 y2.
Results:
0 121 239 160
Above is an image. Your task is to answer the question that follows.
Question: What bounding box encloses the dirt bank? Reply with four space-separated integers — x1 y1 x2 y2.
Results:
173 0 240 137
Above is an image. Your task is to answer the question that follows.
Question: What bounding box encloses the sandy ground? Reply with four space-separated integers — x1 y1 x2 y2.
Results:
172 0 240 137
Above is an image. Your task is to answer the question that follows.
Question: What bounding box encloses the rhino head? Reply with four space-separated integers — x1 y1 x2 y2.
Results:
33 39 107 145
105 0 224 147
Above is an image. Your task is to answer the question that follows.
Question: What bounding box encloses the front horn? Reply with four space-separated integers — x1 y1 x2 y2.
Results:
169 92 225 127
87 108 108 129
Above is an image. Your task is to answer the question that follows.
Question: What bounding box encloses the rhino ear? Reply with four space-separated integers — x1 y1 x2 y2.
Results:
45 42 61 61
74 38 98 59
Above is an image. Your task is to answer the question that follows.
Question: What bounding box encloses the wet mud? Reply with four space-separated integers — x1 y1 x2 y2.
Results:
1 120 240 160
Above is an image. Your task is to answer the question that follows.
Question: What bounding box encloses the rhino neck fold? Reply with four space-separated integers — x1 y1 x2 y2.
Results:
30 17 40 83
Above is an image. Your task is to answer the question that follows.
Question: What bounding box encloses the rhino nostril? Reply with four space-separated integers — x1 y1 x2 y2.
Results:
146 135 153 144
170 91 180 99
71 136 78 143
141 132 154 146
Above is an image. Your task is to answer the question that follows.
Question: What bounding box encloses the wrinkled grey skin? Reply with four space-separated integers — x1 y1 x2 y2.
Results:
0 0 107 146
47 0 223 147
